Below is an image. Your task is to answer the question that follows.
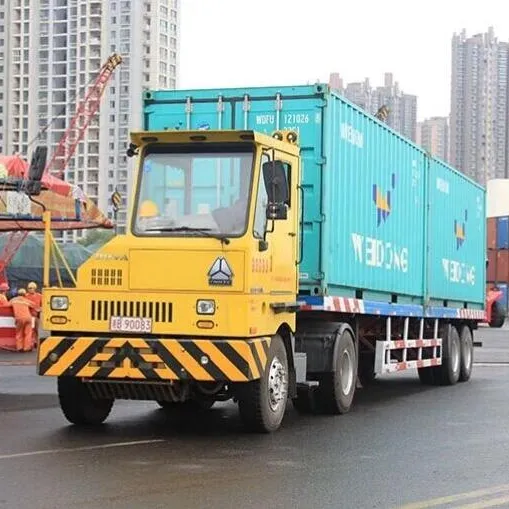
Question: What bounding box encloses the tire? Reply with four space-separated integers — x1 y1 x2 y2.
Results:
459 325 474 382
437 324 461 386
157 399 215 411
237 334 289 433
316 328 357 415
58 377 113 426
490 301 506 328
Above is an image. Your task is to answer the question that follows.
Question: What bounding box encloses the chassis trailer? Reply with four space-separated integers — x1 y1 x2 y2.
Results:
37 84 486 432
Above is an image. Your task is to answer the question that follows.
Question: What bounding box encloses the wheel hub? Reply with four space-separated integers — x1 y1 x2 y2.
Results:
451 336 460 373
268 356 287 412
340 350 354 395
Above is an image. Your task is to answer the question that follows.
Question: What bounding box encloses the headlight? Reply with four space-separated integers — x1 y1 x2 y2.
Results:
196 299 215 315
50 296 69 311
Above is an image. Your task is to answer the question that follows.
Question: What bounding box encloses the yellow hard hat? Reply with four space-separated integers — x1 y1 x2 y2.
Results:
139 200 159 218
28 281 37 289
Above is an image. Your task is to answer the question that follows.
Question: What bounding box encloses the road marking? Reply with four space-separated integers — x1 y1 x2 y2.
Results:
458 494 509 508
397 484 509 508
474 362 509 367
0 439 165 460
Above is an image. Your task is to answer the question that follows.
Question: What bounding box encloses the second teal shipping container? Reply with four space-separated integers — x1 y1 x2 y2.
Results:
142 84 486 309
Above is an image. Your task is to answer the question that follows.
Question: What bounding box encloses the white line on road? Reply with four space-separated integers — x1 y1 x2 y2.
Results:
0 438 165 460
474 362 509 367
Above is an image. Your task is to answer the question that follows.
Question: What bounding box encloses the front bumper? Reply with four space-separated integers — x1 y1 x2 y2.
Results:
37 336 271 382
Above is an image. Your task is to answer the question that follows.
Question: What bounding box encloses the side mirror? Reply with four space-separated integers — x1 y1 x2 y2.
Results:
262 160 288 220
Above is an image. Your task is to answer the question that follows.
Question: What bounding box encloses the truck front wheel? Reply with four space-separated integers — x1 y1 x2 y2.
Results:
317 327 357 414
58 377 113 426
237 334 289 433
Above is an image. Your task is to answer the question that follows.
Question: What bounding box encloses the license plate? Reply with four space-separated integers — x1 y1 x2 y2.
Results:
109 316 153 333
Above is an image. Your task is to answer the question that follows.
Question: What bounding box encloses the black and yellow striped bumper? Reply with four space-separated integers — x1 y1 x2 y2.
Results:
37 336 271 382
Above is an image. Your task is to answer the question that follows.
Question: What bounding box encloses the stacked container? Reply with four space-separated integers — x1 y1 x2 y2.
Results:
486 179 509 314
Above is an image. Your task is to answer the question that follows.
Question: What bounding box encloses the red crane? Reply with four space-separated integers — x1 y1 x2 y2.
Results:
0 53 123 286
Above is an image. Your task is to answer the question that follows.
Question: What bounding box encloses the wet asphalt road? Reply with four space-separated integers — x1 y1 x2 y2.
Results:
1 325 509 509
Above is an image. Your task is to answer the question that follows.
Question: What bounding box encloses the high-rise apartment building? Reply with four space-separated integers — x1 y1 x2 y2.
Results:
416 116 449 162
450 27 509 184
0 0 180 237
329 72 418 142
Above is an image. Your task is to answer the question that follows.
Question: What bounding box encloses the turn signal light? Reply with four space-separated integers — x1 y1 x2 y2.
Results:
50 316 68 324
196 320 215 329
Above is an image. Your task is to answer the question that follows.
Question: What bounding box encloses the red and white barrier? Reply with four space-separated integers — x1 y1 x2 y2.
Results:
0 306 36 352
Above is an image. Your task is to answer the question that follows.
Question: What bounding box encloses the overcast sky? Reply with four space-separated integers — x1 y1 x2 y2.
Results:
179 0 509 121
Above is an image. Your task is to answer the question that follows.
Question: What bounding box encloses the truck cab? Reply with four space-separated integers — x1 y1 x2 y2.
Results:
39 129 303 432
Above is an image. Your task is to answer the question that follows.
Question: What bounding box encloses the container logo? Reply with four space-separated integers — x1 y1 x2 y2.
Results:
373 173 396 226
454 209 467 249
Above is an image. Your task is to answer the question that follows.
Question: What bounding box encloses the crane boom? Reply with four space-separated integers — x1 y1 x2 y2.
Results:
44 53 123 179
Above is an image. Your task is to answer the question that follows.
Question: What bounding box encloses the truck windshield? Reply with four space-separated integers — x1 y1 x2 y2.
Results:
133 145 254 238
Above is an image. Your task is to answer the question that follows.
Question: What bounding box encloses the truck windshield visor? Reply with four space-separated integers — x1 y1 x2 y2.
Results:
133 144 254 238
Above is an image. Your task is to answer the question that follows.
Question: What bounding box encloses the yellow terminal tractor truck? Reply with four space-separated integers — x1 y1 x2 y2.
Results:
37 85 486 432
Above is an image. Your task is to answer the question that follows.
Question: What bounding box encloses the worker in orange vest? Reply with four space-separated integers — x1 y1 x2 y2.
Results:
10 288 39 352
26 281 42 348
0 282 9 305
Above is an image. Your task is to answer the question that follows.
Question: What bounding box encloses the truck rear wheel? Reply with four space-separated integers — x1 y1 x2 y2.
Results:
316 328 357 414
459 325 474 382
58 377 113 426
237 334 288 433
438 324 461 386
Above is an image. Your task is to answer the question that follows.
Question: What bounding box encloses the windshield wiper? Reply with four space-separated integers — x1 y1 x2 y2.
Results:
145 226 230 244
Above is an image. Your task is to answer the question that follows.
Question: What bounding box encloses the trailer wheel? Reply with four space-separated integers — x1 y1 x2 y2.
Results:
490 301 506 328
317 328 357 414
237 334 288 432
58 377 113 426
437 324 461 386
459 325 474 382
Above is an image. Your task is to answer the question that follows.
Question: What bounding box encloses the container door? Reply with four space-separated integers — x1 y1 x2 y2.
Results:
234 94 325 288
496 216 509 250
144 95 233 131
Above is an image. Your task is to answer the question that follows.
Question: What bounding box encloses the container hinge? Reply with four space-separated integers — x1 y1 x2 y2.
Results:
275 93 283 111
243 94 251 130
313 272 325 281
185 97 192 129
315 156 326 165
275 93 283 130
314 213 326 223
217 95 225 112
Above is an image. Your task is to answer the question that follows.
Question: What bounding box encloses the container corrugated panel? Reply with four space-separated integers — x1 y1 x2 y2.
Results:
496 216 509 249
427 159 486 305
496 250 509 282
322 92 426 299
487 250 497 282
487 217 497 250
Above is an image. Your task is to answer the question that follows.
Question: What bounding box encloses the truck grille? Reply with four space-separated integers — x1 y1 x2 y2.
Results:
90 300 173 323
91 268 123 287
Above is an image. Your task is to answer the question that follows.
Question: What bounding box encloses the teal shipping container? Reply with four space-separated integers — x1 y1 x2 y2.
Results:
142 84 486 309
